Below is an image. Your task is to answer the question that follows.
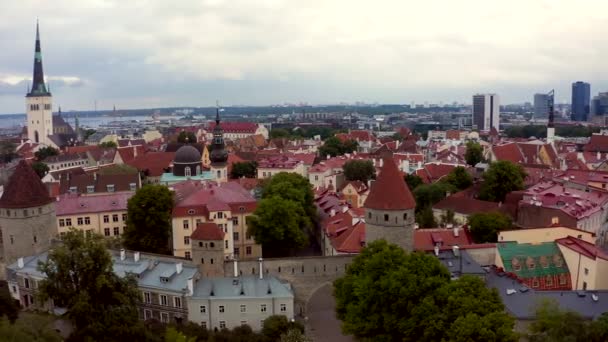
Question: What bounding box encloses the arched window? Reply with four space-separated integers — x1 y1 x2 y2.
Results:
184 167 191 177
384 214 389 222
34 131 39 143
403 213 407 220
217 170 221 179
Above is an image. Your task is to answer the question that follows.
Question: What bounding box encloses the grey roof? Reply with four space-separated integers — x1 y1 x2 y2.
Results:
192 275 294 300
486 269 608 320
174 145 202 164
7 249 197 295
435 249 486 278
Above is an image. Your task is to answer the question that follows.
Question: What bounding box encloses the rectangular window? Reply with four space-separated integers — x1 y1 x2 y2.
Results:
114 227 120 236
234 247 240 256
122 214 128 222
144 309 152 320
585 268 589 275
107 184 115 192
24 278 30 289
183 220 189 229
200 305 206 313
233 232 239 241
232 217 238 225
219 305 225 313
246 246 252 255
185 251 191 259
174 297 182 308
201 322 207 329
84 217 91 225
261 304 267 312
112 214 119 222
240 321 247 326
225 240 229 249
160 312 169 323
59 219 65 227
144 292 151 303
219 321 226 329
129 183 136 191
103 215 109 223
86 185 94 193
160 295 168 306
184 236 190 245
217 212 224 219
104 228 110 236
280 304 286 312
77 217 84 225
240 304 246 313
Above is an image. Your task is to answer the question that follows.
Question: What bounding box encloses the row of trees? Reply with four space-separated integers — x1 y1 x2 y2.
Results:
269 127 344 141
505 125 600 139
318 137 358 158
248 173 316 257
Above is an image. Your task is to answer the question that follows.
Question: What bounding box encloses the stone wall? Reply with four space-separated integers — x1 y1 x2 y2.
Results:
224 255 356 316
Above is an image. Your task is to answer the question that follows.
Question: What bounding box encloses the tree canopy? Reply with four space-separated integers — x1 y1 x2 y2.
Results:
442 166 473 191
231 161 258 179
334 240 516 341
505 125 600 139
269 128 291 139
34 146 59 161
37 229 147 341
249 172 316 257
31 161 49 178
465 141 484 167
343 160 375 182
177 131 197 143
99 141 118 148
479 161 527 202
0 281 18 324
468 212 512 243
318 137 358 158
404 174 423 191
0 141 17 163
123 184 174 254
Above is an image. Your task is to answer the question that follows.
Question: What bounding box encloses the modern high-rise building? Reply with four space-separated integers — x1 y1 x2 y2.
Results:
472 94 500 131
591 92 608 117
571 81 591 122
534 93 550 118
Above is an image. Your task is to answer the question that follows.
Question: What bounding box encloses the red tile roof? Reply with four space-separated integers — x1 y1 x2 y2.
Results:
331 221 365 253
414 228 474 251
584 134 608 152
55 192 132 215
364 158 415 210
556 236 608 260
126 152 175 177
286 153 316 166
433 196 501 215
172 181 257 217
117 146 146 163
493 143 524 163
0 160 54 208
208 122 258 134
191 222 225 241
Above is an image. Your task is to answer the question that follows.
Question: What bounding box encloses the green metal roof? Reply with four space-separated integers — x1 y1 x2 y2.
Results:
498 241 569 278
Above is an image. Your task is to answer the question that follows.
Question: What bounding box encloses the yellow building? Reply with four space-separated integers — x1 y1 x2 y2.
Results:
498 226 596 244
556 236 608 290
171 180 261 261
55 192 133 237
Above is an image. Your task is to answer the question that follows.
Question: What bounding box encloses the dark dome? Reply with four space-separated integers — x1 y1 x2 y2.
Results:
174 145 201 164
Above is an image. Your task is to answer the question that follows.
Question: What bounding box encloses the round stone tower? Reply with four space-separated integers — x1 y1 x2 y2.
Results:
0 160 57 265
364 157 416 251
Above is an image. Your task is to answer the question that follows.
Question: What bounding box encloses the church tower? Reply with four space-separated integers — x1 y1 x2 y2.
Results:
547 90 556 145
209 106 228 183
364 158 416 251
25 22 54 146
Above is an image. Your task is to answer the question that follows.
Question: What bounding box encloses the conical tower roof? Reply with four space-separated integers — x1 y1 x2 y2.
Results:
364 158 416 210
0 160 53 208
27 21 51 97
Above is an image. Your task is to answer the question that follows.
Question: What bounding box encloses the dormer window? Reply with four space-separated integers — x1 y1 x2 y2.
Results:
107 184 115 192
188 209 195 215
129 183 136 191
69 186 77 194
160 277 169 283
86 185 94 194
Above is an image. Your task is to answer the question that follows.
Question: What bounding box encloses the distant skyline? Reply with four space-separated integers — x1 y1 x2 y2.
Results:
1 0 608 114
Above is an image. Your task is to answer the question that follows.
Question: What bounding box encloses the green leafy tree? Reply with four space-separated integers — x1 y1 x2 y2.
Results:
37 229 146 341
318 137 358 158
526 299 601 342
479 160 527 202
441 209 455 225
465 141 484 167
0 281 18 324
0 312 62 342
270 128 291 139
165 327 197 342
413 182 455 210
468 212 512 243
34 146 59 161
343 160 375 182
281 328 312 342
334 240 516 341
0 141 17 163
262 315 304 342
231 161 258 179
123 184 174 254
416 206 437 228
177 131 197 143
261 172 316 218
31 161 49 178
98 141 118 148
443 166 473 191
83 129 97 140
404 173 423 190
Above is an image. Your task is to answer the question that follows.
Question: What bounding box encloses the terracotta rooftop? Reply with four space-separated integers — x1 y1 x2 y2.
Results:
55 192 132 215
364 158 416 210
0 160 54 208
492 143 524 164
583 134 608 153
433 196 501 215
556 236 608 261
414 227 474 251
191 222 226 241
126 152 175 177
208 122 258 133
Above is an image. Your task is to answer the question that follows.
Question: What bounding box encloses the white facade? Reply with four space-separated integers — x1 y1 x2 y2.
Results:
26 95 54 146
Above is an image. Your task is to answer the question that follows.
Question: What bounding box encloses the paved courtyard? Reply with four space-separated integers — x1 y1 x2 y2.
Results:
306 283 355 342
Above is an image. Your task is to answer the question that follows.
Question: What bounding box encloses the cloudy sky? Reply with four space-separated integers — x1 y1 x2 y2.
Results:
1 0 608 113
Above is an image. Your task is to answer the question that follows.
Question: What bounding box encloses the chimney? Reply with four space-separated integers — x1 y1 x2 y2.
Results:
598 151 601 161
453 226 459 237
176 262 183 274
187 278 194 296
379 159 384 167
120 249 126 261
373 159 376 166
133 145 138 157
93 172 97 181
330 209 336 217
258 257 264 280
452 245 460 257
433 245 439 256
17 257 24 269
233 258 239 278
134 251 140 262
417 161 422 169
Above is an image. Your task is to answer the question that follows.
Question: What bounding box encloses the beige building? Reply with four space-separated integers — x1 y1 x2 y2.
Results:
257 155 306 179
171 180 261 261
556 236 608 291
498 226 596 245
55 192 133 237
